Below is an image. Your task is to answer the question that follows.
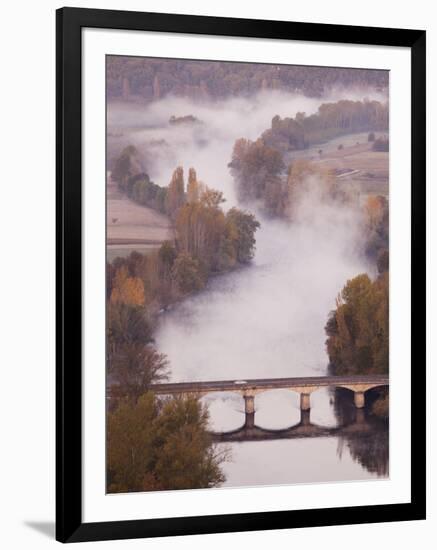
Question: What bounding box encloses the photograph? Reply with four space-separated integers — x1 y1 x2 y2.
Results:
0 1 430 547
105 56 390 494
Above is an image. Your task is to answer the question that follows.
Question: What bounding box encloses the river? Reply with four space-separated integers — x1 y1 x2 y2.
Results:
108 92 389 488
154 204 388 487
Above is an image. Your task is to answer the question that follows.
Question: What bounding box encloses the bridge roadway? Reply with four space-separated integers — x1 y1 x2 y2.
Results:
149 374 389 411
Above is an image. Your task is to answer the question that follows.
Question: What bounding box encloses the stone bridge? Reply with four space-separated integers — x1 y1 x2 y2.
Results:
149 374 389 428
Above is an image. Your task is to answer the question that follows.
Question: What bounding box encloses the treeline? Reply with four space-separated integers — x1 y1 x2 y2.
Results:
111 145 167 213
111 158 260 281
169 114 202 126
107 56 388 101
261 100 389 153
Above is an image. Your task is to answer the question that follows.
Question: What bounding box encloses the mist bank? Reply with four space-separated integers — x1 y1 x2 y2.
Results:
155 181 373 382
107 88 388 207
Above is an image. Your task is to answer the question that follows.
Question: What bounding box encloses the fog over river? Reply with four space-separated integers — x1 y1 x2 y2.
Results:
108 89 387 486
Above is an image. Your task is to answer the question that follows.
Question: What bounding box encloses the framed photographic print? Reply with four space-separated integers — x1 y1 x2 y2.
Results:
56 7 426 543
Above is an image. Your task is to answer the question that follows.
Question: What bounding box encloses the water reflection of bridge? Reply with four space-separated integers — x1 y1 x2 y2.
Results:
210 409 374 443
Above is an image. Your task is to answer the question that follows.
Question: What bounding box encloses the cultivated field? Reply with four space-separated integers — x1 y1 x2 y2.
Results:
292 132 389 199
107 174 174 260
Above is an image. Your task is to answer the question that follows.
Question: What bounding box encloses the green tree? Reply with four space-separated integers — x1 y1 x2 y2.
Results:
107 393 158 492
171 253 205 294
111 343 169 402
107 393 227 493
325 273 388 375
153 397 227 490
112 145 142 190
225 208 260 263
107 303 153 372
159 241 177 269
165 166 186 218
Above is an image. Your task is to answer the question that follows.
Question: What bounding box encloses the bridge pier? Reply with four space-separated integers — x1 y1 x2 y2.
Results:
354 391 365 409
300 392 311 411
355 407 365 424
300 409 311 426
244 395 255 428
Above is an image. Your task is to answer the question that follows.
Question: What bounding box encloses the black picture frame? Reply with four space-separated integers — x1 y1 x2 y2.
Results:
56 6 426 543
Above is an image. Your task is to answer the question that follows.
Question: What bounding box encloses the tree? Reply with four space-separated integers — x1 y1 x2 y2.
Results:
111 343 169 402
199 187 225 209
165 167 186 218
153 397 227 490
376 249 389 274
186 167 200 203
107 393 158 492
225 208 260 263
107 393 227 493
229 138 285 207
176 191 226 270
110 266 145 307
325 273 388 375
171 253 205 294
112 145 143 190
158 241 177 269
363 195 389 266
107 303 153 372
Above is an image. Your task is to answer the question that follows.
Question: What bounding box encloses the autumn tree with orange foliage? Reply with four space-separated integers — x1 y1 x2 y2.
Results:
230 135 338 218
110 266 145 307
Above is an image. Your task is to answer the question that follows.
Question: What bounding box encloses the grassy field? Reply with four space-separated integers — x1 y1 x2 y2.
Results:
290 132 389 200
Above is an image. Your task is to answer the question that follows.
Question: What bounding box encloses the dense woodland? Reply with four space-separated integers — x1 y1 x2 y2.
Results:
262 100 388 152
107 56 388 101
